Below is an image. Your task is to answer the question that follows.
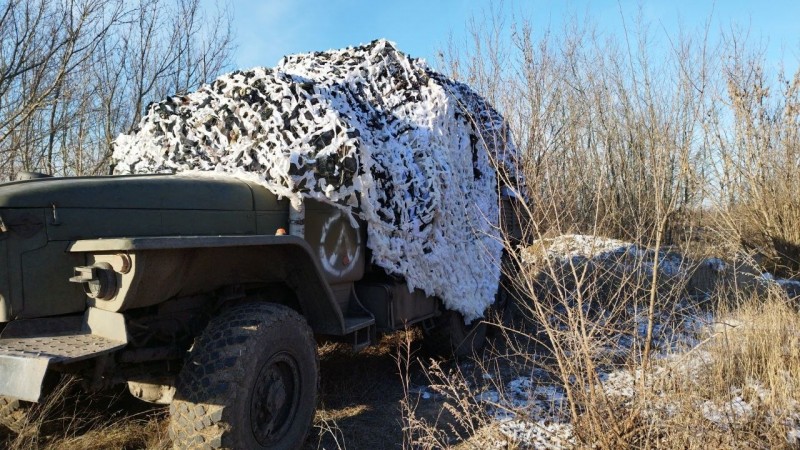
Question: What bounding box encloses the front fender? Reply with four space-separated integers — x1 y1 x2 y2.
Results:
68 235 348 335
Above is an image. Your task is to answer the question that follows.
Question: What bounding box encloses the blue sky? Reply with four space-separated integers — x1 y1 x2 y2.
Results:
219 1 800 74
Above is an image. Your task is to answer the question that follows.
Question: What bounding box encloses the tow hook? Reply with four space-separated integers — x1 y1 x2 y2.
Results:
69 263 118 300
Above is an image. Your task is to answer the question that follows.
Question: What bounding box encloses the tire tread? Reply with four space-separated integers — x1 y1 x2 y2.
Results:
169 303 317 450
0 396 27 433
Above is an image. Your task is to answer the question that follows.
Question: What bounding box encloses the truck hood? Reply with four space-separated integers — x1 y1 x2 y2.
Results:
0 174 276 211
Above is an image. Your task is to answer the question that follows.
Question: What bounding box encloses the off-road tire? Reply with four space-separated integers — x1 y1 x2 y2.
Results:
169 302 318 450
0 396 27 433
423 310 487 358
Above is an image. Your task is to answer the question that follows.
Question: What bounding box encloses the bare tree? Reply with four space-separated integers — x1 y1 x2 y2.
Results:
0 0 234 179
0 0 120 176
438 10 708 242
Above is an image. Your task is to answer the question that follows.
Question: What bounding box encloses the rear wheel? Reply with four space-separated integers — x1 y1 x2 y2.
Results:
0 372 66 435
423 310 487 358
169 302 318 449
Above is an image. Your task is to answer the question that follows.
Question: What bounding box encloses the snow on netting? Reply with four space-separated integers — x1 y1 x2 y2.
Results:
112 40 518 321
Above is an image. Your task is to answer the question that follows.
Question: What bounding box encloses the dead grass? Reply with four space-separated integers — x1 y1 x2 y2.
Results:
2 330 461 450
630 290 800 449
37 418 170 450
398 255 800 449
1 379 169 450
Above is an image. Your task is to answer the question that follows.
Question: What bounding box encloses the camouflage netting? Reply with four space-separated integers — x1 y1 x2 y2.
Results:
112 39 518 321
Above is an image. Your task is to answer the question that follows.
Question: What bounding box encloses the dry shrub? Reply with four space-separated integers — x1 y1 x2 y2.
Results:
707 291 800 409
399 6 800 448
711 61 800 276
3 378 168 450
442 4 800 268
400 251 800 448
37 418 169 450
442 8 706 244
634 290 800 449
0 0 234 178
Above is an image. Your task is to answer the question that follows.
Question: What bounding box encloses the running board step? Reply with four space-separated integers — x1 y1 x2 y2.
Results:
0 308 127 402
343 318 375 352
343 286 376 351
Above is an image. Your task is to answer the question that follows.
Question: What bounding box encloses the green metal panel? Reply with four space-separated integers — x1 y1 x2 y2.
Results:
0 174 255 210
46 209 163 240
69 235 307 252
303 200 365 284
46 210 258 240
3 209 50 318
256 211 289 235
20 241 85 318
161 211 257 235
250 184 289 211
0 174 360 336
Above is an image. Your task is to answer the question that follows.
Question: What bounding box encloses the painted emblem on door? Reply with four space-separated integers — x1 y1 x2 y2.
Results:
319 210 361 277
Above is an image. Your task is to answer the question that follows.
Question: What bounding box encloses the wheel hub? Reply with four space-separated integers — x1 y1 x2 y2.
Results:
250 352 300 446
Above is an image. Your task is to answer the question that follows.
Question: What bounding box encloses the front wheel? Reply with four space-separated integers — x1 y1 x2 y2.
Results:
169 302 318 449
0 396 27 434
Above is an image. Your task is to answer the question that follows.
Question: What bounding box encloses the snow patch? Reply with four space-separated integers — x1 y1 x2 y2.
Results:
497 419 575 449
521 234 689 281
522 234 630 262
701 397 754 429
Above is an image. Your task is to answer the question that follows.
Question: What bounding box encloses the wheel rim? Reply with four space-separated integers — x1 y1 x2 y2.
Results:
250 351 301 446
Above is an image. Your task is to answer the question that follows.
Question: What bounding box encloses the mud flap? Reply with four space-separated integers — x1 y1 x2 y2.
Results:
0 308 126 402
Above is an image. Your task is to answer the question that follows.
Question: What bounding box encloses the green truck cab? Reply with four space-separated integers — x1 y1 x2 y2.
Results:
0 173 493 449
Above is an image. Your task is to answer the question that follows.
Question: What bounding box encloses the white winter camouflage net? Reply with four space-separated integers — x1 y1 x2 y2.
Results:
112 40 518 321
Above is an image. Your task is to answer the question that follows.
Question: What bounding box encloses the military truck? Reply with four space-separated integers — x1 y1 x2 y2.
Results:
0 172 511 449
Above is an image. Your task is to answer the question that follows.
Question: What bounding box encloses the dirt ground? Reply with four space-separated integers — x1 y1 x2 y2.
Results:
305 327 529 450
305 334 421 449
0 330 474 450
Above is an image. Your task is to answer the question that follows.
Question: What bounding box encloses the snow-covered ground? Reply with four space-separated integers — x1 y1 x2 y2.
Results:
411 235 800 447
521 234 690 281
466 354 800 447
522 234 632 261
